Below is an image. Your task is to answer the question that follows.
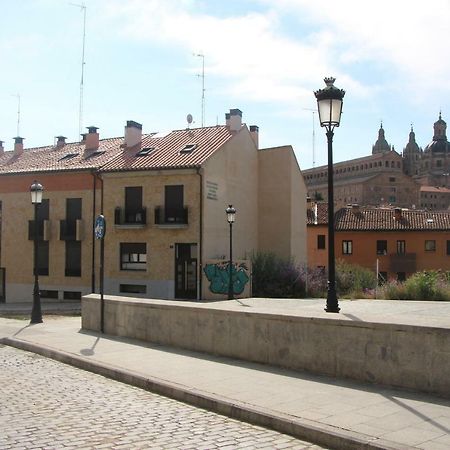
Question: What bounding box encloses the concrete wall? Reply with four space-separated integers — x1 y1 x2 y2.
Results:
83 295 450 399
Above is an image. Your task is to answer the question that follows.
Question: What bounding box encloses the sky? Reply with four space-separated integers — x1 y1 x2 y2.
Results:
0 0 449 170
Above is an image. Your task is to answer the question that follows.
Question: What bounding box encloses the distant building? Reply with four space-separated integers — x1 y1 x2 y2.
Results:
307 203 450 281
304 114 450 211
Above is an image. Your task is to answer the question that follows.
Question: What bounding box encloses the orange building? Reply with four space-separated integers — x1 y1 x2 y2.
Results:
307 203 450 281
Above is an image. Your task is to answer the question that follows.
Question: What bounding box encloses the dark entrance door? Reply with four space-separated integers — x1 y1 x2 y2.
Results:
175 243 197 299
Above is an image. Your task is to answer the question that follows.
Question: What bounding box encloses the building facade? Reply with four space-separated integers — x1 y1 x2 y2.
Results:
307 203 450 281
0 109 307 303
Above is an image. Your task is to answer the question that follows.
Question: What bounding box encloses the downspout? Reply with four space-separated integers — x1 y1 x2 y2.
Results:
91 171 97 293
196 167 203 301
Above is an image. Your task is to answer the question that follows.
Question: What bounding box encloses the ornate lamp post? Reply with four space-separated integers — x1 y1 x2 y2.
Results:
30 180 44 324
314 77 345 313
226 205 236 300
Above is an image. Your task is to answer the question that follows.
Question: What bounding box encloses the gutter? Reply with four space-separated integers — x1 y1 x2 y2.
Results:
196 168 203 301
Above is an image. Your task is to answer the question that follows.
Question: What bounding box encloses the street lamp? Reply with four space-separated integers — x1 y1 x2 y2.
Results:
30 180 44 324
226 205 236 300
314 77 345 313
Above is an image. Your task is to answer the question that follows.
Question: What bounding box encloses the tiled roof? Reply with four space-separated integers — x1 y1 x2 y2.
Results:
308 204 450 231
0 138 124 175
420 186 450 194
306 202 328 225
336 207 450 231
0 125 237 175
99 125 236 172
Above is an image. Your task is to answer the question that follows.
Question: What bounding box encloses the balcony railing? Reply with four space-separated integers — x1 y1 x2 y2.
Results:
28 220 50 241
389 253 417 273
114 207 147 226
154 206 188 225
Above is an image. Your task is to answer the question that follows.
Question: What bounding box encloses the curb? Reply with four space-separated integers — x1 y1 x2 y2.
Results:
0 337 412 450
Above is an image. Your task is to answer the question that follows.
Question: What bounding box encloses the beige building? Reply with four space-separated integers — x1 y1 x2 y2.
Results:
0 109 307 303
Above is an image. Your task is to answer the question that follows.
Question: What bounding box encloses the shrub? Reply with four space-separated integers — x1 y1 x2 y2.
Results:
379 271 450 301
336 260 377 298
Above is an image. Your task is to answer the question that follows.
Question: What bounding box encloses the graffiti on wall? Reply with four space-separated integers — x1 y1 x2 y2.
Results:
203 261 250 295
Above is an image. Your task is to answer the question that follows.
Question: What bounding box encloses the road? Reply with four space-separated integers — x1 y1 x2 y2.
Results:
0 345 325 449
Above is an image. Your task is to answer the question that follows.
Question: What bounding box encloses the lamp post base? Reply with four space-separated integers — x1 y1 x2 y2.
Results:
30 283 43 324
325 290 340 313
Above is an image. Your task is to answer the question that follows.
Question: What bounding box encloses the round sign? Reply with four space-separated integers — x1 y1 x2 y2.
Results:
94 214 106 240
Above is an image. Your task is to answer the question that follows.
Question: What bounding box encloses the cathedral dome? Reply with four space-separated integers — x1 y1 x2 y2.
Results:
424 113 449 154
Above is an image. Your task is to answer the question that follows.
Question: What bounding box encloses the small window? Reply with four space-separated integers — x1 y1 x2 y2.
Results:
378 271 387 285
120 284 147 294
59 153 79 161
40 290 58 299
180 143 197 153
317 235 326 250
85 150 105 159
397 272 406 282
136 147 155 156
397 240 406 254
342 240 353 255
389 177 396 182
63 291 81 300
389 196 396 203
377 240 387 255
425 240 436 252
120 243 147 271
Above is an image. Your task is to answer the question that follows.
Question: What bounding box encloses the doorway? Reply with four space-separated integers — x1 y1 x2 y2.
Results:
175 243 197 299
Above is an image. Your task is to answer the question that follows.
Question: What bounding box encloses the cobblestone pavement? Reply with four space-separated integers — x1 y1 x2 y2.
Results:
0 346 326 450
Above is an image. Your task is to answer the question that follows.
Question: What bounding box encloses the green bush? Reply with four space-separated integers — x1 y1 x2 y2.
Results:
379 271 450 301
336 260 377 298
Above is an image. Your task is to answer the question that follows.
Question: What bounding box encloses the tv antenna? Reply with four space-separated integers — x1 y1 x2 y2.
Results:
303 108 317 168
194 53 205 127
11 93 21 136
186 113 193 130
70 2 87 139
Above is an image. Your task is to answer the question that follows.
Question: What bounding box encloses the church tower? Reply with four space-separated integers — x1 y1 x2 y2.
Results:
402 125 422 176
372 122 392 154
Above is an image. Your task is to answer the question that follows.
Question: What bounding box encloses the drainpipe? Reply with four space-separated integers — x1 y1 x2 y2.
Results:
91 171 97 293
196 167 203 301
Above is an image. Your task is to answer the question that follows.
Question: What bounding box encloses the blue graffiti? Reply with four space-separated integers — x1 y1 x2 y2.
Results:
204 262 250 295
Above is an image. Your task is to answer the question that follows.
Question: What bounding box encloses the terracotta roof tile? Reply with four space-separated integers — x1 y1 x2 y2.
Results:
0 125 237 175
306 202 328 225
308 205 450 231
100 125 236 172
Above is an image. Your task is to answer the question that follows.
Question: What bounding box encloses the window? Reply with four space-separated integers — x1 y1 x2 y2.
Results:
120 284 147 294
120 243 147 271
425 240 436 252
61 198 82 240
64 291 81 300
397 240 406 254
164 185 185 223
378 271 387 285
388 196 396 203
37 241 49 276
65 241 81 276
180 143 197 153
377 240 387 255
59 153 79 161
447 240 450 255
125 186 144 224
40 290 58 299
397 272 406 282
317 235 326 249
389 177 396 182
85 150 105 159
29 199 49 240
136 147 155 156
342 240 353 255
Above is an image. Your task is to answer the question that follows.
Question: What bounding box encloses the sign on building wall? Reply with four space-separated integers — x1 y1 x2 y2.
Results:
206 180 219 201
203 259 251 300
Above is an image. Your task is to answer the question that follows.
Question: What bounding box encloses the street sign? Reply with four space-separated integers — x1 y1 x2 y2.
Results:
94 214 106 240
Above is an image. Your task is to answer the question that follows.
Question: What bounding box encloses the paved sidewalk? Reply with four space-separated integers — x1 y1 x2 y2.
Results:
1 304 450 450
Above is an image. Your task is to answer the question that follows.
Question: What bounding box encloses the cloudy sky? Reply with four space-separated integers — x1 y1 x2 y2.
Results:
0 0 448 169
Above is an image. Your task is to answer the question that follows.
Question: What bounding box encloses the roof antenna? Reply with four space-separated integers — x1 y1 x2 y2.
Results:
70 2 87 140
194 53 205 127
303 108 316 168
11 93 21 136
186 113 193 130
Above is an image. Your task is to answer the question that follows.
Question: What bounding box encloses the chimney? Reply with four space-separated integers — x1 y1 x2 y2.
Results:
249 125 259 148
0 140 4 156
80 133 87 143
225 112 231 127
55 136 67 148
13 136 24 156
351 203 360 214
394 207 402 221
229 108 242 132
85 126 99 150
124 120 142 149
